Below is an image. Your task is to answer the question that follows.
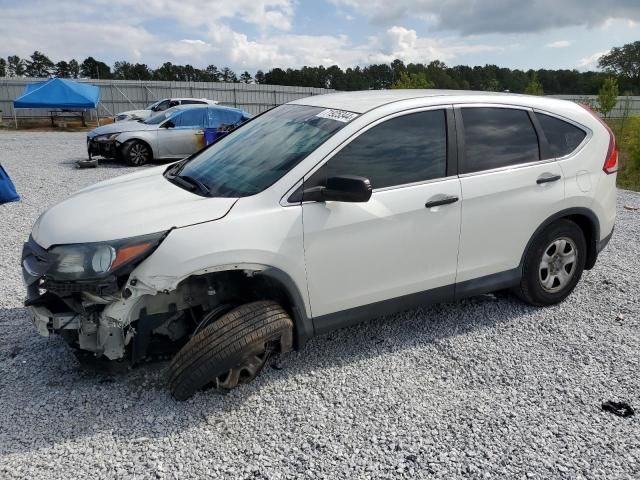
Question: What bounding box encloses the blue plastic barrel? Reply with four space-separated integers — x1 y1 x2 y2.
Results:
204 128 218 145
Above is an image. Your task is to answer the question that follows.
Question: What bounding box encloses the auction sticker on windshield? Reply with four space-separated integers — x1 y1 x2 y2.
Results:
315 109 359 123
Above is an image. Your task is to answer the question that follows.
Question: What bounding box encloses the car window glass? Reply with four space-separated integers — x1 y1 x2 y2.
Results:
536 113 587 158
172 109 205 128
461 107 539 173
154 100 171 111
182 100 206 105
319 110 447 189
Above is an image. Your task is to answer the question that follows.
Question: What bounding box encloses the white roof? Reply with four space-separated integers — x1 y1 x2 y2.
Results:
288 89 572 114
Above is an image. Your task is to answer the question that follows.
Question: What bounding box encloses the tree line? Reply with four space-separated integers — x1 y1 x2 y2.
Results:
1 41 639 95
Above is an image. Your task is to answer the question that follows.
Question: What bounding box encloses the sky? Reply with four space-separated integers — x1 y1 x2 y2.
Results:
1 0 639 73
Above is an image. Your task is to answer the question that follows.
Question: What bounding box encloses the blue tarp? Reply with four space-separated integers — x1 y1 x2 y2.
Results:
14 78 100 109
0 164 19 204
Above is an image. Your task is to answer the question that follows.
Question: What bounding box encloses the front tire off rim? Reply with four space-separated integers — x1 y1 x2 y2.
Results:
129 143 149 165
538 236 578 292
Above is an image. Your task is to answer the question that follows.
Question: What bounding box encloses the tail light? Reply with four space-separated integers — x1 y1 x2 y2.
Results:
579 103 618 174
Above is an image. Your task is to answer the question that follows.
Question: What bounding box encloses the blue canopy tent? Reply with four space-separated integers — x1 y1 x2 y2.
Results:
13 78 101 128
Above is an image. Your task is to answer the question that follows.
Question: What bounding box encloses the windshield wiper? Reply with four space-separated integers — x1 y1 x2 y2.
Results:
166 173 210 196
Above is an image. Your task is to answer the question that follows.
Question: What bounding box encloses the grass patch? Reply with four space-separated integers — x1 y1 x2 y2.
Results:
607 117 640 192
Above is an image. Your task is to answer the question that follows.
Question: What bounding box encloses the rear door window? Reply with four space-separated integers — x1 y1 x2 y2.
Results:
536 112 587 158
321 109 448 189
461 107 540 173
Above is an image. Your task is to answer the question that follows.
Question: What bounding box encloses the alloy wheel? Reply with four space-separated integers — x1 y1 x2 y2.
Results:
538 236 578 292
129 143 149 165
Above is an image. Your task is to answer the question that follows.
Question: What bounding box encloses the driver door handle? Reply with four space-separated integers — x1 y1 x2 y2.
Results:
425 195 459 208
536 174 561 184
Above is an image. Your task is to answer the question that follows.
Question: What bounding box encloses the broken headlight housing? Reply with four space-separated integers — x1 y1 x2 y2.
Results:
94 133 121 142
46 231 167 281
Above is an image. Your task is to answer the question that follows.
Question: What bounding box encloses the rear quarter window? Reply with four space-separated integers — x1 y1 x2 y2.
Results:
536 112 587 159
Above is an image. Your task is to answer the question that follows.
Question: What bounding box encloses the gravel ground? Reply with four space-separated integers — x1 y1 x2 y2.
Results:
0 131 639 479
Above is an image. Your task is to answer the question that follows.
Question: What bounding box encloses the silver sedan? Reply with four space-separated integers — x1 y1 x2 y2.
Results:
87 105 251 166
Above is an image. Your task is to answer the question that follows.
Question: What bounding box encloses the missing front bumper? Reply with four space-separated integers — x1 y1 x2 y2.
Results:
28 305 129 360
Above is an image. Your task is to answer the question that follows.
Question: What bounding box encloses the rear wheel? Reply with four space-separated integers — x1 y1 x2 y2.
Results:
167 301 293 401
122 140 152 166
514 219 586 306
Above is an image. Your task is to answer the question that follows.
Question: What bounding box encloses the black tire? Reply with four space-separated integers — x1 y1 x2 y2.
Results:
514 219 586 306
167 301 293 401
121 140 152 166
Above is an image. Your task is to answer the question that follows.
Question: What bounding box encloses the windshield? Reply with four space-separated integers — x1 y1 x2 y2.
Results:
146 99 163 110
143 108 178 125
174 104 354 197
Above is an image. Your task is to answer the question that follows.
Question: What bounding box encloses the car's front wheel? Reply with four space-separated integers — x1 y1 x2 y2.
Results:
121 140 152 166
167 301 294 401
514 219 586 306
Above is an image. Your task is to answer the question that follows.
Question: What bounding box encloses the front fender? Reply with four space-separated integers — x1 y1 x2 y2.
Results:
116 131 158 159
128 203 310 317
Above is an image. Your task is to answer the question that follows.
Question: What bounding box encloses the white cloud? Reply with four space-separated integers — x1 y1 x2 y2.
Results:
576 50 610 70
546 40 572 48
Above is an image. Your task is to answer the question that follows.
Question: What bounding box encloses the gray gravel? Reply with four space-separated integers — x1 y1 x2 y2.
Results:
1 130 639 479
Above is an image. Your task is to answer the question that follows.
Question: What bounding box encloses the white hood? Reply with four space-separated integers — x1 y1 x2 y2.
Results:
116 109 152 121
89 121 156 137
32 167 237 248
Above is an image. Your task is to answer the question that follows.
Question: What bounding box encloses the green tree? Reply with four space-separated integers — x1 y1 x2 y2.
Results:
154 62 176 81
0 58 6 77
599 41 640 89
524 74 544 95
55 60 70 77
24 51 54 77
205 65 221 82
254 70 265 84
7 55 25 77
80 57 111 79
597 77 619 118
239 71 252 83
220 67 237 83
68 59 80 78
391 71 434 89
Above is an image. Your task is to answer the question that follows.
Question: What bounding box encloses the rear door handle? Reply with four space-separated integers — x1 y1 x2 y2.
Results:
536 174 561 184
425 195 459 208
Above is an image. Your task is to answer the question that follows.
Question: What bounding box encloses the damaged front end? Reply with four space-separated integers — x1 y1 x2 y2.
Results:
87 133 121 159
21 232 212 363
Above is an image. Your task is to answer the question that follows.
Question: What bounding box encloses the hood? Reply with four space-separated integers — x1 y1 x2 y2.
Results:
89 121 157 137
32 167 238 249
117 109 152 120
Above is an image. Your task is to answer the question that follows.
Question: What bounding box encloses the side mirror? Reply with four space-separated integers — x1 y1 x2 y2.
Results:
162 120 175 129
303 175 372 203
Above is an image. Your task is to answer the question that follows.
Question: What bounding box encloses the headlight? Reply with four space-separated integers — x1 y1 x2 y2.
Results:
95 133 121 142
46 231 167 281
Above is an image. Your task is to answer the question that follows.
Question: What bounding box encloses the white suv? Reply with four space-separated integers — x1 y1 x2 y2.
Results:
22 90 617 400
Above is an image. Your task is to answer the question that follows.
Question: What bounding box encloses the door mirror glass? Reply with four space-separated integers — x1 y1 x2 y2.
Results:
162 120 175 129
303 175 372 203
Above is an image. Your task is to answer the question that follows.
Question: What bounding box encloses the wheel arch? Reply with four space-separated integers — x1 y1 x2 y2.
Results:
119 136 156 161
520 207 600 272
173 265 313 350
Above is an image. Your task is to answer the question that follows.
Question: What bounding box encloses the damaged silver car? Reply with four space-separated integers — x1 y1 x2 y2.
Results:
87 104 250 166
